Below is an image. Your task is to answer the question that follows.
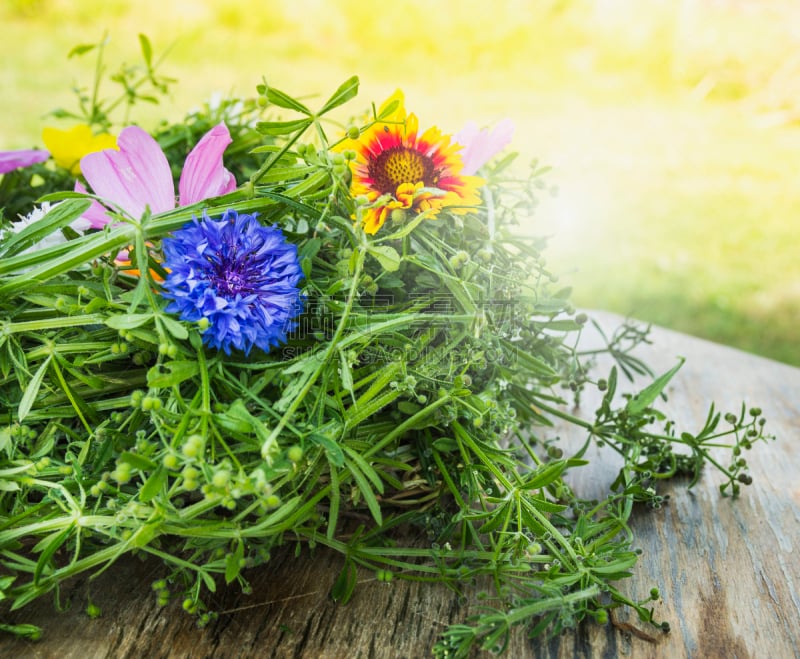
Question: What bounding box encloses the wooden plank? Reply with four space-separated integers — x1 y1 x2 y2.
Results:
1 311 798 657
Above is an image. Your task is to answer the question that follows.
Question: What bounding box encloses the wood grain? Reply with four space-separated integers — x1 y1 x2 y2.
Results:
2 311 798 658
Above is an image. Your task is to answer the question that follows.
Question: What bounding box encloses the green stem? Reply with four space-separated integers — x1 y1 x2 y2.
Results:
260 247 365 456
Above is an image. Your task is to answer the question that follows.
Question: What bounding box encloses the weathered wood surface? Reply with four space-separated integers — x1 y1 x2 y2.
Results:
1 311 799 658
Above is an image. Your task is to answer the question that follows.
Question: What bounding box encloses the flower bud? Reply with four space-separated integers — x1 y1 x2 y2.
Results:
390 208 407 224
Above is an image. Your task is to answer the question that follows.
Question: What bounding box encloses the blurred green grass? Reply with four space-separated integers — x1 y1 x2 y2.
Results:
1 0 798 365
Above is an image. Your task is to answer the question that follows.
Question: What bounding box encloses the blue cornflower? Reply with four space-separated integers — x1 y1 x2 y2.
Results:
161 209 304 355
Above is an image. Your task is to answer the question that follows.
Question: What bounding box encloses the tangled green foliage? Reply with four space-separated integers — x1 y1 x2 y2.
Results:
0 36 772 655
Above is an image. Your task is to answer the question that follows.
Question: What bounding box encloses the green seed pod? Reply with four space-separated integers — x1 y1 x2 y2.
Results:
163 454 180 470
211 470 230 489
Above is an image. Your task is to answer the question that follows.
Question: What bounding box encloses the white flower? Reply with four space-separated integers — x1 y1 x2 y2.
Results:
0 201 90 258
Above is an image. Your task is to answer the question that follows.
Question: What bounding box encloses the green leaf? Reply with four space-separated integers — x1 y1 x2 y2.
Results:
502 340 559 380
376 99 400 119
319 76 359 115
376 208 431 241
139 465 167 503
477 502 511 534
130 520 161 549
520 458 587 491
343 446 384 494
0 575 16 595
199 569 217 593
330 558 357 604
259 191 323 223
104 313 153 330
225 540 245 584
256 119 312 136
526 494 568 514
68 43 96 58
0 480 20 492
159 315 189 340
309 432 344 467
266 86 311 115
344 457 383 525
367 245 401 272
49 356 99 427
139 34 152 67
18 356 52 422
299 237 322 261
33 525 73 586
147 361 199 388
0 427 10 457
626 358 685 415
301 256 313 280
222 400 275 457
339 350 354 394
432 438 459 452
119 451 158 471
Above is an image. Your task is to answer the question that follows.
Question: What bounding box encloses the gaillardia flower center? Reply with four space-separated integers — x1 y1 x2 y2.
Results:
370 146 437 194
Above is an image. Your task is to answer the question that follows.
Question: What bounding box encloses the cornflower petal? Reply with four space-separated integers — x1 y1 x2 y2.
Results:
161 209 304 355
81 126 175 221
0 149 49 175
178 122 236 206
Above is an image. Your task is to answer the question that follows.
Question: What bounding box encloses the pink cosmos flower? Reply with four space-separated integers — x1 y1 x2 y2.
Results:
453 119 515 176
0 149 50 175
77 122 236 229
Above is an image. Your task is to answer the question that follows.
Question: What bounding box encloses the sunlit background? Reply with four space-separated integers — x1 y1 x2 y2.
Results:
2 0 798 365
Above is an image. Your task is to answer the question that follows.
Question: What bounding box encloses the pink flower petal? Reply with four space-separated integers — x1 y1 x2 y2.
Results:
178 122 236 206
0 149 49 174
81 126 175 220
74 181 117 229
454 119 515 176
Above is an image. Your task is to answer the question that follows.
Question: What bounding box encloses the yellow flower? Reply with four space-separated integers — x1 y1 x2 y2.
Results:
41 124 118 175
338 90 483 235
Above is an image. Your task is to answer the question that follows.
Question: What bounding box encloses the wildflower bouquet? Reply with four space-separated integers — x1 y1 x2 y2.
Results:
0 37 771 656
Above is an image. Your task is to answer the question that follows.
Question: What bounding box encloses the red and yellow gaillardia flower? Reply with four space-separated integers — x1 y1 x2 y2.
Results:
341 90 483 235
